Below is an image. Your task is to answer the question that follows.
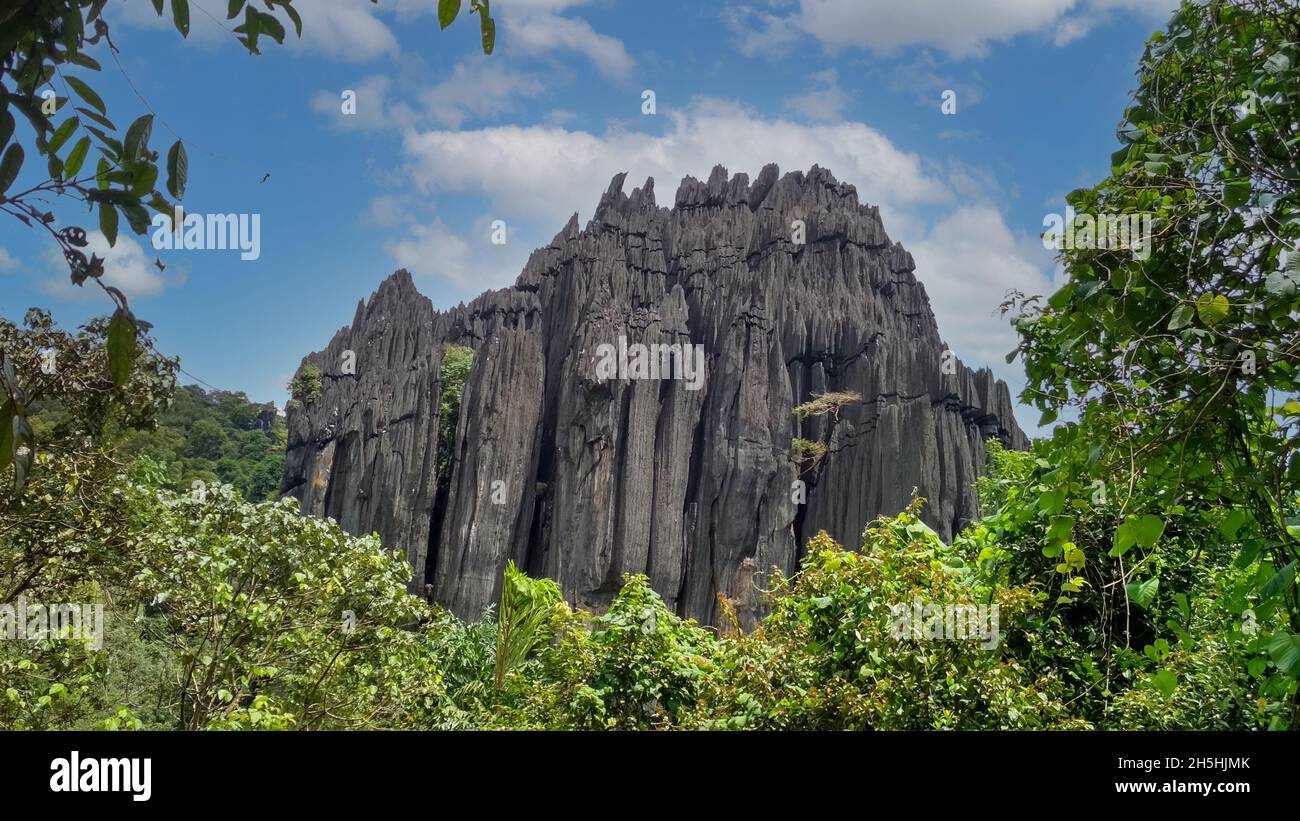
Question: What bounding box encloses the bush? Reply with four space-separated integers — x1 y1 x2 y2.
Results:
288 362 322 405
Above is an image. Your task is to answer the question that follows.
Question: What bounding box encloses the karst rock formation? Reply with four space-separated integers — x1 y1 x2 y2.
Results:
282 164 1028 627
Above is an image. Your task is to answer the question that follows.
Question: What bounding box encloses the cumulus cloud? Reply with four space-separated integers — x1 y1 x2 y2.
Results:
289 0 400 61
391 97 1058 387
401 96 950 226
0 247 20 272
382 216 529 290
40 232 169 299
909 204 1054 380
730 0 1178 60
503 7 635 79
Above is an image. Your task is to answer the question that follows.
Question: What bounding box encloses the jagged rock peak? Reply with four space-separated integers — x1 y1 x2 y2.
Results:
285 164 1028 628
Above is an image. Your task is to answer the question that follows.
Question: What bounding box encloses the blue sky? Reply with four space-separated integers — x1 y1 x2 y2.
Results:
0 0 1178 430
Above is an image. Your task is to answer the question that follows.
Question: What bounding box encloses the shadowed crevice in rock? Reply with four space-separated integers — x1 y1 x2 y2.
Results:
283 164 1029 628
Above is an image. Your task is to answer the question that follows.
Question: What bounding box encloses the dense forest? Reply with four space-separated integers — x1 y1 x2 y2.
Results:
2 0 1299 730
115 385 286 503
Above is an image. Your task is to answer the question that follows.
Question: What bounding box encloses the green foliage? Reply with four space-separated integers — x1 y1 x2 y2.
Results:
130 483 445 729
1007 0 1300 725
494 560 562 691
1 308 176 601
581 577 717 728
791 390 860 420
685 511 1086 730
288 361 322 406
119 384 286 502
790 437 827 473
436 345 473 478
3 0 1296 733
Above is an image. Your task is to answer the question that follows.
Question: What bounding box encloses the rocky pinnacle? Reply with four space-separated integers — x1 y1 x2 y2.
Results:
282 164 1028 627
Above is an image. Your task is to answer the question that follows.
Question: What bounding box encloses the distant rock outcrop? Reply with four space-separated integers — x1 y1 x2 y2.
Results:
282 164 1028 626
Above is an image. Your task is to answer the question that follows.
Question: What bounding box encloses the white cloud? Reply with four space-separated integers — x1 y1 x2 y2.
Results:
503 8 634 79
40 233 168 299
382 216 528 290
313 59 545 132
392 95 1059 407
724 5 805 57
737 0 1178 60
908 204 1054 391
800 0 1075 58
783 69 847 122
312 75 420 132
417 58 547 127
280 0 400 61
401 96 950 227
0 247 20 272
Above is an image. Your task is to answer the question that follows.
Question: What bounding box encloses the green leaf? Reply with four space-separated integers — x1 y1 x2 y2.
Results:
47 116 79 154
1224 179 1251 208
1152 669 1177 697
480 13 495 55
281 2 303 36
127 161 159 198
1194 293 1229 326
166 140 188 199
438 0 460 29
256 10 286 44
1267 631 1300 677
122 202 151 235
99 202 119 246
75 106 116 131
1219 508 1248 538
1127 576 1159 610
172 0 191 37
227 0 245 19
1111 514 1164 558
152 0 164 13
0 109 14 150
1133 514 1165 547
1047 515 1075 541
1265 267 1300 299
64 136 90 177
1260 560 1297 600
124 114 154 161
0 142 23 194
1167 303 1194 330
65 76 105 115
107 309 137 387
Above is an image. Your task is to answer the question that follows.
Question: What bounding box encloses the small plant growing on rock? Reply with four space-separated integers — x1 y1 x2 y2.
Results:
289 362 322 406
791 437 828 473
792 390 861 421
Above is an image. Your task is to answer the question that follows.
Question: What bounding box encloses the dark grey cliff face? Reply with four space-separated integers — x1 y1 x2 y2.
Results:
283 164 1028 627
